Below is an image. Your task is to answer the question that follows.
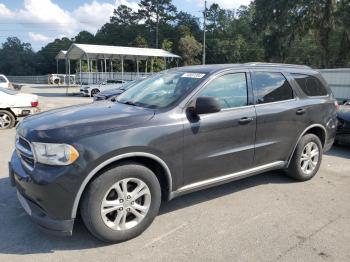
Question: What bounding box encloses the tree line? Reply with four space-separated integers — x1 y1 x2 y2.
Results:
0 0 349 75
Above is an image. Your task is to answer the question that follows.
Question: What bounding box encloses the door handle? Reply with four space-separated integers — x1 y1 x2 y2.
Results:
239 117 253 125
296 108 306 115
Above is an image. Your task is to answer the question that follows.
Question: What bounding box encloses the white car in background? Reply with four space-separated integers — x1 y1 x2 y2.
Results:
80 79 126 97
0 87 39 129
0 74 13 89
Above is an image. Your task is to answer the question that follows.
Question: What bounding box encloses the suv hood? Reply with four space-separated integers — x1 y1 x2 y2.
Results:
18 101 155 142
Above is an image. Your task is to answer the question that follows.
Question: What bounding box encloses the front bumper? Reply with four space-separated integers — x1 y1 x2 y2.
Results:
16 189 74 236
80 89 89 96
9 152 78 236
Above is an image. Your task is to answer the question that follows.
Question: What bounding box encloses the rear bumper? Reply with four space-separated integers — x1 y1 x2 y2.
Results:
11 107 40 117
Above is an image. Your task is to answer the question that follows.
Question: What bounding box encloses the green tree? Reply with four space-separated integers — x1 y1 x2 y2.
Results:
133 35 149 48
137 0 177 48
74 31 95 44
178 31 202 65
176 11 201 39
111 5 139 25
36 37 73 74
0 37 36 75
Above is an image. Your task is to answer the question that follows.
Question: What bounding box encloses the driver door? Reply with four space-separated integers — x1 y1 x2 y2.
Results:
183 72 256 185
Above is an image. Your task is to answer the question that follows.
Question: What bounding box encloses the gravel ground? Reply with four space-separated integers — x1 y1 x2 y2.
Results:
0 85 349 262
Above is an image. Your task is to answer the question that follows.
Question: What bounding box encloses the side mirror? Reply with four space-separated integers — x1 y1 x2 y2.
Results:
195 97 221 115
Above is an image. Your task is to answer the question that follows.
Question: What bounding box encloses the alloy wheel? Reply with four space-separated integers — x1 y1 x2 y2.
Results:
300 142 319 175
0 112 12 129
100 178 151 231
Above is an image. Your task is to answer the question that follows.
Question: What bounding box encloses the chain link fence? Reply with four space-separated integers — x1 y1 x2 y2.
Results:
6 69 350 99
7 72 153 85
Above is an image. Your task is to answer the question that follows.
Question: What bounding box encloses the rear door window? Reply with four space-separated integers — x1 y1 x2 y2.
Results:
253 72 294 104
0 76 7 83
292 74 328 96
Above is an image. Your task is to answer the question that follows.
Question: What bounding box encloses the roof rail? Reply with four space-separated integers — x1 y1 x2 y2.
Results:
244 62 312 69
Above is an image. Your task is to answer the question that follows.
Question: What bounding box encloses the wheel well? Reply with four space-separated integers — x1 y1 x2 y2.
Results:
82 156 170 203
1 108 16 119
2 108 15 115
305 126 326 147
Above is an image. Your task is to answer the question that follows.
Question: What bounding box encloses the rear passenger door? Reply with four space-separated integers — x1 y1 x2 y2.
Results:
252 71 305 166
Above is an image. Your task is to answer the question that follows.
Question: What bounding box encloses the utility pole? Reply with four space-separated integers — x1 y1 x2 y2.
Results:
202 0 207 65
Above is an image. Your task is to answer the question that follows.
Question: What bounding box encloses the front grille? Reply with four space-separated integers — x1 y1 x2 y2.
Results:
16 136 35 171
18 137 31 151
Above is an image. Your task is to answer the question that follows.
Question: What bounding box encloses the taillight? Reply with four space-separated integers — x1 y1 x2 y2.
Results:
31 101 39 107
334 101 340 112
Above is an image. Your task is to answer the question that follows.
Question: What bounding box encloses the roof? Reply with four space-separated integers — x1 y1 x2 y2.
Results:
63 43 180 60
173 63 314 74
55 50 67 60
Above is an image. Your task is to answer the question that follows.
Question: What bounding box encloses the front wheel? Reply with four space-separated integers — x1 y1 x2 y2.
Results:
80 162 161 243
90 89 100 97
287 134 323 181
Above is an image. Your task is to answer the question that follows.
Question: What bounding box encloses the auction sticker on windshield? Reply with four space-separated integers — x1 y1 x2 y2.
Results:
181 73 206 79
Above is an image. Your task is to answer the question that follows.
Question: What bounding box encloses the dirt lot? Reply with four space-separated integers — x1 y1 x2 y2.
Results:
0 85 350 262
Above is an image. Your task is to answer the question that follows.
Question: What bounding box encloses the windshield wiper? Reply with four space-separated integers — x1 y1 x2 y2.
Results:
117 100 138 106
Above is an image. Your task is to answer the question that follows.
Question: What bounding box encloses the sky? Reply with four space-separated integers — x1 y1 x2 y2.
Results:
0 0 252 50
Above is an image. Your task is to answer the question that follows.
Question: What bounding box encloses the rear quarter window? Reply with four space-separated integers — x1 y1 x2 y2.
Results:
292 74 328 96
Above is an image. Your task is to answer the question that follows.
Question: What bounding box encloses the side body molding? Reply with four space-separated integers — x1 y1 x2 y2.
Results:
287 123 327 166
71 152 173 218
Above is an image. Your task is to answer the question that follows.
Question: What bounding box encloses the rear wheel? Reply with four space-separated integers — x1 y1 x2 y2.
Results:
287 134 322 181
90 89 100 97
0 110 16 129
80 162 161 243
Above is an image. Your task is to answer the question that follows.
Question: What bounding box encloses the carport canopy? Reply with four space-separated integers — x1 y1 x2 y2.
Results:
56 43 181 84
62 43 180 60
55 50 67 60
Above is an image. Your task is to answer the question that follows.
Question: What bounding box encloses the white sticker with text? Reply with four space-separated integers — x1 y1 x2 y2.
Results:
181 73 206 79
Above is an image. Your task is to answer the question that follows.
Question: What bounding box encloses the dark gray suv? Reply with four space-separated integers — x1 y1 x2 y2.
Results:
9 63 338 242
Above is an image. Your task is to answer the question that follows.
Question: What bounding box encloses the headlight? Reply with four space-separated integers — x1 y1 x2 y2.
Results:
32 142 79 166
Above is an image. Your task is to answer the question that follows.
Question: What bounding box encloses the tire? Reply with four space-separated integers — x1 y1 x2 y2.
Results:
0 110 16 129
90 89 100 97
80 162 161 243
287 134 323 181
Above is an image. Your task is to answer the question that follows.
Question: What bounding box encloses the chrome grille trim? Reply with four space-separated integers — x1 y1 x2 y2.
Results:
15 142 33 158
15 135 35 171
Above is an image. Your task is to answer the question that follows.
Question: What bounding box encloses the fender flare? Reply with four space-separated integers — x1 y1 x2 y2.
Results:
71 152 173 218
287 124 327 166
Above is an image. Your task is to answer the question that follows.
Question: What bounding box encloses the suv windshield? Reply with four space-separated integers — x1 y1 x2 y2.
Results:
117 71 206 109
119 79 143 91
